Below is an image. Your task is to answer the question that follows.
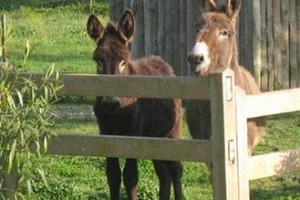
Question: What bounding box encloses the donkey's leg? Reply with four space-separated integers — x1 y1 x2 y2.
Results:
123 158 138 200
167 161 183 200
106 157 121 200
153 160 171 200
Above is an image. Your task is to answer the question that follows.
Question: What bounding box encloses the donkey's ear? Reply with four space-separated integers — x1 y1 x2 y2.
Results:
87 14 105 43
208 0 217 11
226 0 242 20
118 9 135 42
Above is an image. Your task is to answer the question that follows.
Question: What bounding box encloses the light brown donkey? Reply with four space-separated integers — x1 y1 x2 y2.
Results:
186 0 265 155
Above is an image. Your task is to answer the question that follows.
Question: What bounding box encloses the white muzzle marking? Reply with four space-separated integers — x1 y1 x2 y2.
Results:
190 42 211 74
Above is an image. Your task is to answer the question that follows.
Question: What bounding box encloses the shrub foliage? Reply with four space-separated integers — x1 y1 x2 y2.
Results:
0 65 62 199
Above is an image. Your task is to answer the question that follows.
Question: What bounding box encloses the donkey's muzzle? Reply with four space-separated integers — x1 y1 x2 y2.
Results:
187 54 204 66
102 96 121 109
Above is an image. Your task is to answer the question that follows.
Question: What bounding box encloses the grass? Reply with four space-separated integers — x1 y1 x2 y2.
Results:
1 1 300 199
1 1 109 73
20 104 299 200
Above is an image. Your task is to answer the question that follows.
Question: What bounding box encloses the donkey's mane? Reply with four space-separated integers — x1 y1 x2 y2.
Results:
105 22 118 35
201 12 235 32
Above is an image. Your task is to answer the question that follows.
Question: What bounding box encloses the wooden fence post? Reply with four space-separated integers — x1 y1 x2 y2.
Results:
235 88 250 200
1 14 6 63
210 68 239 200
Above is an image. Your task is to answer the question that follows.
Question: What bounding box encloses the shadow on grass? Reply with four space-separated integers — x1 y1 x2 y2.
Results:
251 185 300 200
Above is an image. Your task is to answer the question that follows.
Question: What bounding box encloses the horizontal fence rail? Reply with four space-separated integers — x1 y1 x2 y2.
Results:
9 73 211 100
249 149 300 180
47 135 212 163
245 88 300 118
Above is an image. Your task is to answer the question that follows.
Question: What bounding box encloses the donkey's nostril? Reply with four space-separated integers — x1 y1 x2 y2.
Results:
196 55 204 64
187 54 204 65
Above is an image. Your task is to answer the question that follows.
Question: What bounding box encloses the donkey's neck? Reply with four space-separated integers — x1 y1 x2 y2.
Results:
228 35 240 70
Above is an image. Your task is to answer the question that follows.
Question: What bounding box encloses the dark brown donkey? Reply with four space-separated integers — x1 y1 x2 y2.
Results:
187 0 265 155
87 10 183 200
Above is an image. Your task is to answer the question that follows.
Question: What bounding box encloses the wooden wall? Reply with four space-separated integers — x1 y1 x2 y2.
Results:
239 0 300 91
110 0 300 91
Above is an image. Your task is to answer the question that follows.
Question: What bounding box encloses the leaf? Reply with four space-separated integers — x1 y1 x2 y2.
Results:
27 180 32 194
37 168 49 189
44 86 49 102
43 136 48 152
7 95 16 109
15 89 24 107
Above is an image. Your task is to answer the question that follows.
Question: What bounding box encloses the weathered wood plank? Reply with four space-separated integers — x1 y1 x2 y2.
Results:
210 69 240 200
289 0 297 88
260 0 268 91
235 88 250 200
280 0 290 89
252 0 262 85
165 0 174 69
170 0 180 74
241 0 253 73
296 0 300 87
186 0 201 76
249 149 300 180
144 0 157 55
179 0 187 76
131 0 145 59
266 0 275 91
245 88 300 118
157 0 166 58
273 0 282 89
47 134 212 163
109 0 123 21
8 73 211 100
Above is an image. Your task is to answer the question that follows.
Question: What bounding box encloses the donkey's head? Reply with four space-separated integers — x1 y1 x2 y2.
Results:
87 10 135 75
187 0 242 76
87 10 137 109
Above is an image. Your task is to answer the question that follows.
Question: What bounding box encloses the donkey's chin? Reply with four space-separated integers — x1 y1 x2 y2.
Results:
194 65 209 77
119 97 137 108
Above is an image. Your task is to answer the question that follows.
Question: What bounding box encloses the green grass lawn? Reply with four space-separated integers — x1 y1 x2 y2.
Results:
1 2 300 200
1 1 109 73
21 105 299 200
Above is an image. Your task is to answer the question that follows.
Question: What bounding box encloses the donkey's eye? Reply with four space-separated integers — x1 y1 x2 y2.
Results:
220 29 229 37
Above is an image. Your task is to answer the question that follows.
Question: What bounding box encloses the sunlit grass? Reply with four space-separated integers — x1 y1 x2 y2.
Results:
1 1 109 73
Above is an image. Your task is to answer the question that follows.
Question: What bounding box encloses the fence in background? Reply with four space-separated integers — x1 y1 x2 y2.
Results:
110 0 300 90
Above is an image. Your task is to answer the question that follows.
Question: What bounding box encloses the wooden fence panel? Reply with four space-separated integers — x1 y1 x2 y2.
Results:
249 149 300 180
131 0 145 59
297 0 300 87
210 69 239 200
48 135 212 162
8 73 211 99
260 0 268 91
245 88 300 118
4 69 300 199
235 88 250 200
110 0 300 90
289 0 298 88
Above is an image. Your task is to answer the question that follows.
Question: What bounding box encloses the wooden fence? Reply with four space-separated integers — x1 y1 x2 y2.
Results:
110 0 300 91
2 69 300 199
